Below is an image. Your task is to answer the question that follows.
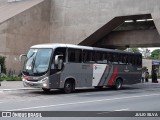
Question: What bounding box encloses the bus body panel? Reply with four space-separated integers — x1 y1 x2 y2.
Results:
60 63 93 88
81 63 93 87
92 64 108 86
52 63 141 89
23 63 141 89
49 72 61 88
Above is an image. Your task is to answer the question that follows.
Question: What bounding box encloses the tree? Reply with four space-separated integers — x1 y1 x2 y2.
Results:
151 49 160 60
126 48 151 58
0 56 6 74
128 48 140 53
140 48 151 59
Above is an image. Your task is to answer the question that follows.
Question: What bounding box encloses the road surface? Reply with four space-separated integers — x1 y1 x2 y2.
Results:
0 82 160 120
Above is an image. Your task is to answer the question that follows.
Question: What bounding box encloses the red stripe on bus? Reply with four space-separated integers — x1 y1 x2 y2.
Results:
107 66 118 86
98 65 108 86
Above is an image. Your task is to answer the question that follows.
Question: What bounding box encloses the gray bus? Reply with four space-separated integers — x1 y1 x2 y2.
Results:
21 43 142 93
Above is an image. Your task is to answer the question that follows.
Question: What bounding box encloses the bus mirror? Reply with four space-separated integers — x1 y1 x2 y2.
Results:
55 55 63 65
55 55 63 70
19 54 27 62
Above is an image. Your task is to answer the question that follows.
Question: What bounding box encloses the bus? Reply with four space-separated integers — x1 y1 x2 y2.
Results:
20 43 142 93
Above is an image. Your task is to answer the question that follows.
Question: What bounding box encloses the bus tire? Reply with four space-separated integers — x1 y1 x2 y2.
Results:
114 79 123 90
64 81 73 94
42 88 51 93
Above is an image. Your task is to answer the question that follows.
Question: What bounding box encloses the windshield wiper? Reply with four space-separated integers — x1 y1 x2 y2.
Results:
25 52 36 73
32 56 39 74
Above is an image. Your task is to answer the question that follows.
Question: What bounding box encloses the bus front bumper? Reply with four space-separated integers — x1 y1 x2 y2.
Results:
23 77 49 88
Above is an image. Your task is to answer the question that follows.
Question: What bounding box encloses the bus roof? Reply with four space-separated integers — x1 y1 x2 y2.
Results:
31 43 141 55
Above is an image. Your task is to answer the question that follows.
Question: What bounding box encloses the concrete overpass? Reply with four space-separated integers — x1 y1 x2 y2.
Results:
0 0 160 73
80 14 160 49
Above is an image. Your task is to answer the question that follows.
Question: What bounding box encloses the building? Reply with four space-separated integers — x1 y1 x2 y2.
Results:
0 0 160 74
143 59 160 76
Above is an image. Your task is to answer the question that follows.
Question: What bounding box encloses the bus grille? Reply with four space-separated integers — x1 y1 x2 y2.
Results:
27 80 39 82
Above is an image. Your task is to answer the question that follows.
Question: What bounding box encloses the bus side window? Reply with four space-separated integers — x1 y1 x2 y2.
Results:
119 54 123 64
128 55 132 65
134 56 137 65
96 52 108 64
90 51 95 62
83 50 95 63
113 53 119 64
51 47 66 71
68 48 82 63
107 52 112 63
102 52 108 63
137 55 142 66
95 51 100 63
122 54 127 64
132 55 135 65
96 51 104 63
83 51 87 63
53 47 66 62
126 54 129 64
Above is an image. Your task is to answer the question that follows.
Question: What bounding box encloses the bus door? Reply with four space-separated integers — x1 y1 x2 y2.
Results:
82 50 95 87
81 64 93 87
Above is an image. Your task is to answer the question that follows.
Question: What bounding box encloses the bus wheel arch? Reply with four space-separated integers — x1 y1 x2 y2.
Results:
114 77 123 90
63 78 76 93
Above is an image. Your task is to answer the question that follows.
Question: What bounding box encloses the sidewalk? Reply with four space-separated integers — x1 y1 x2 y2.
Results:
0 81 39 91
145 79 160 83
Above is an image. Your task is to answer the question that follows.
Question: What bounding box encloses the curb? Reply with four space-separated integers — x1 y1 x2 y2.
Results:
0 88 40 91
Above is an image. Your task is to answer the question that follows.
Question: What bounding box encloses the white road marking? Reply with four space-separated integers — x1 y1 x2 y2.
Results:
5 93 160 111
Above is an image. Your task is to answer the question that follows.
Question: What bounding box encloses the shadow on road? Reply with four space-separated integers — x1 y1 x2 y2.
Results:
27 86 140 96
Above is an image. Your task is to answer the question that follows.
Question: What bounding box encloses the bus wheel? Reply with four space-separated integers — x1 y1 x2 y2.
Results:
114 79 123 90
64 81 73 94
42 88 50 93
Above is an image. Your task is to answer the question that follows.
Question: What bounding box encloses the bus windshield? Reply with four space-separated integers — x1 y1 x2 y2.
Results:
23 48 52 76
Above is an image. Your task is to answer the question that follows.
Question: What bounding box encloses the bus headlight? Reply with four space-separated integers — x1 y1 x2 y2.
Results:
43 83 47 87
41 77 48 83
22 76 29 81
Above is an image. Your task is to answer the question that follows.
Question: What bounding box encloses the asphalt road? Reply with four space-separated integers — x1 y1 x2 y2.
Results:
0 83 160 120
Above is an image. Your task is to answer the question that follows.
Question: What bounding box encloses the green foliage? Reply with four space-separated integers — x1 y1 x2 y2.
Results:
128 48 140 53
150 49 160 60
0 76 22 81
142 66 147 71
0 56 6 74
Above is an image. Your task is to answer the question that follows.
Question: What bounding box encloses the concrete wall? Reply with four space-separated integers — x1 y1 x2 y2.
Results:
143 59 160 76
50 0 112 44
0 0 51 74
1 0 160 74
50 0 160 46
142 59 152 74
97 29 160 48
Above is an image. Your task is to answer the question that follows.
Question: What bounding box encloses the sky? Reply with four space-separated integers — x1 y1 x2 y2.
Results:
147 47 160 52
